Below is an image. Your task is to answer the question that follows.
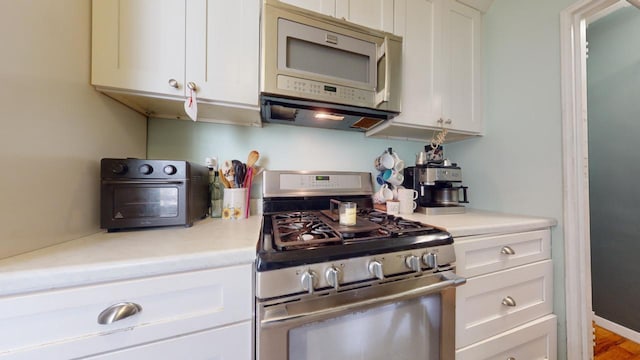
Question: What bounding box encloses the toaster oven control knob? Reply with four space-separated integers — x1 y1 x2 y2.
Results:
368 260 384 280
423 252 438 270
163 165 177 175
300 270 318 294
111 163 128 175
405 255 421 272
325 266 341 290
138 164 153 175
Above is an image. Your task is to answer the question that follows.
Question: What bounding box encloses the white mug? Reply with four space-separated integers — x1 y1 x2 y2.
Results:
374 151 394 171
373 184 394 204
386 170 404 186
391 185 405 200
397 188 418 214
386 200 400 215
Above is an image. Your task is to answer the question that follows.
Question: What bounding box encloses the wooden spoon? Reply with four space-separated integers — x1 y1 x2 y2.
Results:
219 168 231 188
247 150 260 168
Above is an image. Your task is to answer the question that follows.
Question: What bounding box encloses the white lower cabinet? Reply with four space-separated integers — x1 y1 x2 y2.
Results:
456 314 557 360
0 264 252 360
454 229 556 359
85 321 251 360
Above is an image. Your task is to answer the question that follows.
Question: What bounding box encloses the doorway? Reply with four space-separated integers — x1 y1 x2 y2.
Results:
560 0 639 358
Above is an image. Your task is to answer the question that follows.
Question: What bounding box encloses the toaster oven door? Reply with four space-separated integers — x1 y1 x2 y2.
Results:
100 180 187 230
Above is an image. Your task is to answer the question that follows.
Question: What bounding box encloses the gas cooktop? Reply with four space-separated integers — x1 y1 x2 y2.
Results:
255 170 453 271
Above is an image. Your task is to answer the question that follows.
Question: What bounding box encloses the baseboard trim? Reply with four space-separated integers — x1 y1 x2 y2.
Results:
594 315 640 344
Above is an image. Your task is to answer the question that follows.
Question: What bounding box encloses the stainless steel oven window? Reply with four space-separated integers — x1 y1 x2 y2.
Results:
288 294 441 359
256 271 460 360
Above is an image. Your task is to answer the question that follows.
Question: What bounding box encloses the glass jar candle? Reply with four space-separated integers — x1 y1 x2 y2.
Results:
339 202 357 226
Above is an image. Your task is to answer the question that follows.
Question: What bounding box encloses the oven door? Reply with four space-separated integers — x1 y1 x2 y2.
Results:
256 271 465 360
100 180 187 230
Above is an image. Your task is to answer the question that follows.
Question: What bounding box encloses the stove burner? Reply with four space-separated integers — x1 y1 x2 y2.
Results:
270 209 435 250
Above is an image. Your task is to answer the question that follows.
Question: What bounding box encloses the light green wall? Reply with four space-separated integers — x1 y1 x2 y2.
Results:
147 118 426 197
445 0 575 358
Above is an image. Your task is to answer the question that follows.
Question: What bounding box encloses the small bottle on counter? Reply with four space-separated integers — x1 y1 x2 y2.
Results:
207 157 223 218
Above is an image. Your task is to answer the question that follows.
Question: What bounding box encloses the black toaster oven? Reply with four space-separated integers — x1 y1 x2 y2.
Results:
100 158 209 231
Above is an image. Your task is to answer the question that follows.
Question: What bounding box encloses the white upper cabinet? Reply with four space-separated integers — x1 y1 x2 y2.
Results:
280 0 394 33
439 0 482 133
278 0 337 16
92 0 186 97
185 0 260 106
366 0 483 142
335 0 394 33
91 0 261 125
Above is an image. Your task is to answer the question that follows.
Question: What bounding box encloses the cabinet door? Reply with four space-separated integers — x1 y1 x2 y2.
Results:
91 0 185 97
279 0 337 16
456 260 554 348
439 0 482 133
390 0 440 127
456 315 557 360
185 0 260 106
86 322 251 360
336 0 394 33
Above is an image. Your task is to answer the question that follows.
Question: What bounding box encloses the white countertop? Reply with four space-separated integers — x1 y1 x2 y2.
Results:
402 209 557 238
0 216 262 296
0 209 556 297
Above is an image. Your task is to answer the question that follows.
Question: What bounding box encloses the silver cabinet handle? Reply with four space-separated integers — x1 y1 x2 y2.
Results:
501 296 517 307
187 81 197 91
168 78 179 89
507 357 516 360
500 246 516 255
445 119 452 125
97 302 142 325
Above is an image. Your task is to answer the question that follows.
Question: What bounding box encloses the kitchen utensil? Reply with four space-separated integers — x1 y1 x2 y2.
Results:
232 160 244 188
247 150 260 169
219 168 231 188
243 166 254 218
222 160 235 188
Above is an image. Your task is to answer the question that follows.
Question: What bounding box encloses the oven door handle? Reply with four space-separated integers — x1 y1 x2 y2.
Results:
261 271 466 327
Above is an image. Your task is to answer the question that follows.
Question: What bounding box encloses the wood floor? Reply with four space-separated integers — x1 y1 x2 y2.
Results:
595 325 640 359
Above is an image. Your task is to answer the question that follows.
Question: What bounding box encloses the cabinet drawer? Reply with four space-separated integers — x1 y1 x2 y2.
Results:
86 321 251 360
455 229 551 278
0 264 252 359
456 314 557 360
456 260 553 348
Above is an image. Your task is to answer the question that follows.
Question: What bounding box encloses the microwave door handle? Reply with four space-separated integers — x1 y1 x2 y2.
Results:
374 36 390 107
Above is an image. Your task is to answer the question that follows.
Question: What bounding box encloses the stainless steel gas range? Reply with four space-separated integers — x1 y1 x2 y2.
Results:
254 170 466 360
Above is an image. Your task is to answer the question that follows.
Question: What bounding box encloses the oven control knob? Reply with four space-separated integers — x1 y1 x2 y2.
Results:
405 255 422 272
163 165 177 175
423 252 438 270
368 260 384 280
138 164 153 175
111 163 128 175
300 270 318 294
325 266 341 290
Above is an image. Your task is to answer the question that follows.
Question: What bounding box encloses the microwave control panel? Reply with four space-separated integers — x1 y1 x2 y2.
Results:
277 75 373 106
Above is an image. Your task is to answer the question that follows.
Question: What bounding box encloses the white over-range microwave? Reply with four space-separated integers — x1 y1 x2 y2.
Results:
260 0 403 132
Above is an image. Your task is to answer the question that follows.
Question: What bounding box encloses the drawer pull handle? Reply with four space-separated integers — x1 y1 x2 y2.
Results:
500 246 516 255
97 302 142 325
501 296 517 307
507 357 516 360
